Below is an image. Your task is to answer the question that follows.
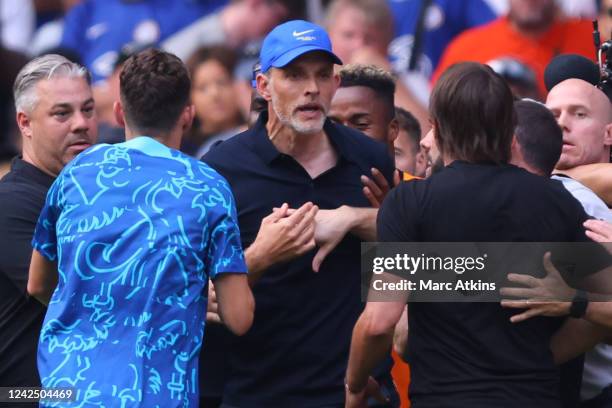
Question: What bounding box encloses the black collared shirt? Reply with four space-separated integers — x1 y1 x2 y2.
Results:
378 161 591 408
202 113 395 407
0 157 54 387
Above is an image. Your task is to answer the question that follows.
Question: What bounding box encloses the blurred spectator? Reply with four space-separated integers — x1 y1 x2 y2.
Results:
248 60 266 127
183 46 246 157
325 0 393 64
433 0 595 97
162 0 291 62
325 0 430 133
493 0 599 19
599 0 612 42
0 0 35 54
488 57 541 100
388 0 498 83
557 0 597 19
0 47 28 174
394 106 423 178
388 0 499 111
30 0 82 57
60 0 228 83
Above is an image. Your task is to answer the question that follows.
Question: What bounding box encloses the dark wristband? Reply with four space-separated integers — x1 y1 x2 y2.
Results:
569 290 588 318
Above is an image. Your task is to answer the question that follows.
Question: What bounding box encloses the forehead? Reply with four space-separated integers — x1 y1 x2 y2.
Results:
193 60 230 79
34 76 92 107
333 5 368 25
546 80 601 109
331 86 383 114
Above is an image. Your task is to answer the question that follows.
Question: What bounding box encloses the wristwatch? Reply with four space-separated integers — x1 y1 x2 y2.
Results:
569 289 588 318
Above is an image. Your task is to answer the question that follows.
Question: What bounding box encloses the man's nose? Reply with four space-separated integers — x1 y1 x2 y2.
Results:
72 110 92 133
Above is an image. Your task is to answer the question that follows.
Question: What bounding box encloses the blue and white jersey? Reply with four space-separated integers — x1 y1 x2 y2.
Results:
32 136 246 407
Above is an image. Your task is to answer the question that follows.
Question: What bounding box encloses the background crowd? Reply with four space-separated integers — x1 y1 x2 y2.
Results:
0 0 609 175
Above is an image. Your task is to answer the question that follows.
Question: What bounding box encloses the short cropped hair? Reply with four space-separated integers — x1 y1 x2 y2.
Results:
430 62 516 164
338 64 396 122
395 107 421 153
514 99 562 176
120 49 191 134
13 54 90 113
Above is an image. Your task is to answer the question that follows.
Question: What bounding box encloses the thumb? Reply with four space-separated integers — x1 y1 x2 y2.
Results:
542 252 560 277
312 243 333 273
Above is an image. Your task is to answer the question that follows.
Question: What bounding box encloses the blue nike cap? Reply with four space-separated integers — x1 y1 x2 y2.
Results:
260 20 343 73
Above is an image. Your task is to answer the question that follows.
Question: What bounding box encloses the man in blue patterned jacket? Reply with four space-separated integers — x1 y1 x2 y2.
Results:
27 48 254 407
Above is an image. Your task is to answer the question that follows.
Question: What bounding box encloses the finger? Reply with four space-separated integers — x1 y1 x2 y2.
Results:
285 202 314 226
296 223 316 250
393 169 401 186
506 273 539 288
312 243 334 273
266 203 289 222
584 219 612 236
206 312 222 324
361 175 383 198
370 168 389 191
499 287 537 298
295 205 318 235
362 186 380 208
510 307 545 323
541 252 561 278
585 230 607 243
500 300 530 309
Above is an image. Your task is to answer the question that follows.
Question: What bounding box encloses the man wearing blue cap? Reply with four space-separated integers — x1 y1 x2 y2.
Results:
203 19 398 408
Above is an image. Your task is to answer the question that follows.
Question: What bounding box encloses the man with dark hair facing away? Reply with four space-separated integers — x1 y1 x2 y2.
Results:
27 49 254 407
345 62 596 408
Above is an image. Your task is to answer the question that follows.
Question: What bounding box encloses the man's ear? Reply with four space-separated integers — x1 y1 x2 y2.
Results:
387 118 399 144
113 101 126 128
256 73 272 102
182 104 196 133
604 122 612 147
16 111 33 139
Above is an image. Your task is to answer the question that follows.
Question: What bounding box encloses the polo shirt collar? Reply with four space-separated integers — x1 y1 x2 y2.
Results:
249 111 359 165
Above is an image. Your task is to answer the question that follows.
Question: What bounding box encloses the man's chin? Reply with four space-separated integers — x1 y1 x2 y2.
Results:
291 119 325 135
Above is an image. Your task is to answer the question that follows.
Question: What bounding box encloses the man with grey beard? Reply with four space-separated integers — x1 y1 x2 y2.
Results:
202 19 399 408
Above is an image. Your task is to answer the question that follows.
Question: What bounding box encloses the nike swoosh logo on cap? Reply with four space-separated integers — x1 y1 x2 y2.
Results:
293 29 315 37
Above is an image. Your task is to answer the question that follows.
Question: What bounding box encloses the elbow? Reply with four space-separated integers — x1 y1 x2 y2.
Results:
27 280 44 298
362 310 394 338
27 281 50 305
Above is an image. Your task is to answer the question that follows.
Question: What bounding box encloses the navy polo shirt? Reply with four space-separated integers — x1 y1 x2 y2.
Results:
202 112 395 407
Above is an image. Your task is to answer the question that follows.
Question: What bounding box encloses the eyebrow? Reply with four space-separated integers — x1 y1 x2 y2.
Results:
50 98 95 110
349 113 371 120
